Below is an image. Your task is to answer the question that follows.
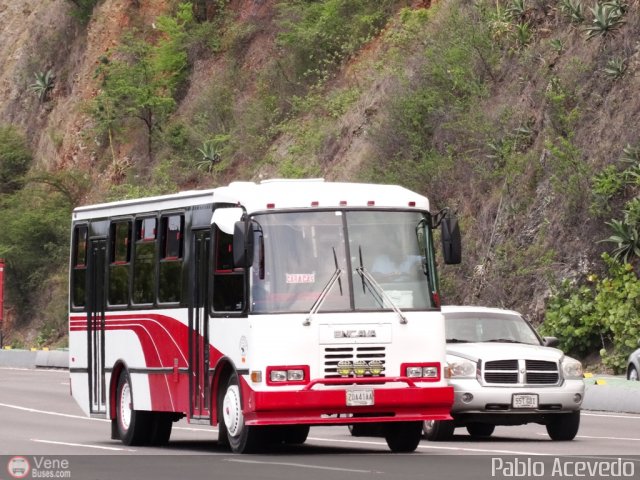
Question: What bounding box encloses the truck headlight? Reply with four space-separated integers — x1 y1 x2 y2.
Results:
447 355 477 378
562 357 583 379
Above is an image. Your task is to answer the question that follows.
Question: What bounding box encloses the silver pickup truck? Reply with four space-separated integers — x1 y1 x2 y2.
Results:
424 306 584 441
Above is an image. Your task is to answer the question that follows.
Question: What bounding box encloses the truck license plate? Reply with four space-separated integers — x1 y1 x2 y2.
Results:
346 389 374 406
512 393 538 408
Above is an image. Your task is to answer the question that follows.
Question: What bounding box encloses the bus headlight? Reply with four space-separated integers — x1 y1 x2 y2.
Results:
267 365 309 385
402 363 441 380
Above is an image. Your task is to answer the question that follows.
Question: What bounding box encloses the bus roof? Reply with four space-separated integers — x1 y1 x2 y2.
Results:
72 179 430 220
215 179 430 213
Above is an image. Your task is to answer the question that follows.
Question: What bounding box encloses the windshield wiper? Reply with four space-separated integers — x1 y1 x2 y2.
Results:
447 338 470 343
356 265 408 325
303 247 343 327
486 338 523 344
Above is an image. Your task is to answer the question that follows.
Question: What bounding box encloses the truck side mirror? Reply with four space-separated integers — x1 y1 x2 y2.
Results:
233 221 254 268
441 213 461 265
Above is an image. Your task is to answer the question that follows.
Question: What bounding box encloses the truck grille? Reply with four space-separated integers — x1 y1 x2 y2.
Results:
324 346 386 378
483 359 559 385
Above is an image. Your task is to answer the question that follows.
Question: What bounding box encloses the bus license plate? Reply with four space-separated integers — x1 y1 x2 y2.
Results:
346 389 374 406
512 394 538 409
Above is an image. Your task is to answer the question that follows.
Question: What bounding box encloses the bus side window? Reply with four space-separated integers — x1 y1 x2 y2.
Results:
108 220 131 306
132 217 157 305
159 214 184 304
71 225 88 309
212 225 243 312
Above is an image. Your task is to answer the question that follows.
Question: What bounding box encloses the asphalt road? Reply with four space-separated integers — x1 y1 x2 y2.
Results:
1 368 640 480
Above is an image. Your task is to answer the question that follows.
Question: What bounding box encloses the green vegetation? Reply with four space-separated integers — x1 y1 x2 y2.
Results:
28 70 55 103
0 125 33 193
542 255 640 372
585 2 626 39
66 0 99 22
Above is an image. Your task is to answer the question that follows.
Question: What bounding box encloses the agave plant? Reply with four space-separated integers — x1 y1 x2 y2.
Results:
560 0 585 23
28 69 55 102
514 22 532 48
603 57 627 79
550 39 564 53
506 0 527 20
585 2 625 39
600 219 640 264
196 141 223 172
621 143 640 165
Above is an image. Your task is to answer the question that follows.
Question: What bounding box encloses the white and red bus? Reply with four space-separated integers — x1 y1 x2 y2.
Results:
69 179 461 453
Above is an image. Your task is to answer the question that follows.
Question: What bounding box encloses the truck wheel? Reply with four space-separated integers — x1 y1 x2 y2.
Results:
222 373 262 453
546 411 580 441
384 422 422 452
116 369 151 446
466 423 495 438
423 420 455 441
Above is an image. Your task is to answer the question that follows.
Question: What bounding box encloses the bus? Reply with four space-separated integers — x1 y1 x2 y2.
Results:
68 179 461 453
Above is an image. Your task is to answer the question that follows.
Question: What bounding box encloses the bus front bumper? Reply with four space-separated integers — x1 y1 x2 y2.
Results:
240 376 454 426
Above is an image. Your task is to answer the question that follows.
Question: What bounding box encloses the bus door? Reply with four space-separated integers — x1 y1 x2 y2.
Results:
189 230 211 420
87 238 107 414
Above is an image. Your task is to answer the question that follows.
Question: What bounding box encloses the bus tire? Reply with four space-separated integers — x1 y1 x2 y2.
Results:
384 421 422 453
280 425 310 445
116 369 152 446
222 373 262 453
423 419 455 441
149 413 173 446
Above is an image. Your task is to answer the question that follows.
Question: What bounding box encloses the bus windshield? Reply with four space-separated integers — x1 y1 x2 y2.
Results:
250 210 436 314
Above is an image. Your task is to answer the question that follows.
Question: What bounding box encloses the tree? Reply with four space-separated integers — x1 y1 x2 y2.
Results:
93 35 176 159
91 5 195 160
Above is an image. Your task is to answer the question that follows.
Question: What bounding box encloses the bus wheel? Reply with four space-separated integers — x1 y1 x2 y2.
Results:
149 413 173 446
222 373 262 453
116 369 151 446
280 425 310 445
384 421 422 453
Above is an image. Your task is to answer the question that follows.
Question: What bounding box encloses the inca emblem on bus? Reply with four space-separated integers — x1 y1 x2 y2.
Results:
334 330 377 338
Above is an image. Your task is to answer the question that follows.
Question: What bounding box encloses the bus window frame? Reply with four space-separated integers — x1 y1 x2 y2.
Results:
107 217 133 309
210 222 247 318
70 223 89 311
131 215 159 308
158 212 185 307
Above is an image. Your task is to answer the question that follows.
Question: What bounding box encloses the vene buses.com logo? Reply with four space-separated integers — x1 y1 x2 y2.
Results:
7 456 30 479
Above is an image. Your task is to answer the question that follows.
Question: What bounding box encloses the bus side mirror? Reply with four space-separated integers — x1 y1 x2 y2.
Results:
441 213 461 265
233 221 254 268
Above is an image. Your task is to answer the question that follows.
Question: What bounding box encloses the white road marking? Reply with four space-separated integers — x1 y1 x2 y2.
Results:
0 403 107 422
31 439 136 452
306 436 549 455
583 411 640 420
536 432 640 442
226 458 376 473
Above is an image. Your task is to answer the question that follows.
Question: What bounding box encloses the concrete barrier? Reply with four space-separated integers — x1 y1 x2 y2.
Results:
582 375 640 414
0 349 67 369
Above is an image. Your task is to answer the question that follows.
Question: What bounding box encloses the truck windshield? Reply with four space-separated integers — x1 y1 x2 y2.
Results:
250 210 436 314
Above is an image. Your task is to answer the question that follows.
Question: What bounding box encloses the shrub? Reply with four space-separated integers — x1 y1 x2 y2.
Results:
0 125 33 193
542 254 640 372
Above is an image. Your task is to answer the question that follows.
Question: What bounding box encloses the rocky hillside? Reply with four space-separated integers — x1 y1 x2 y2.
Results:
1 0 639 366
